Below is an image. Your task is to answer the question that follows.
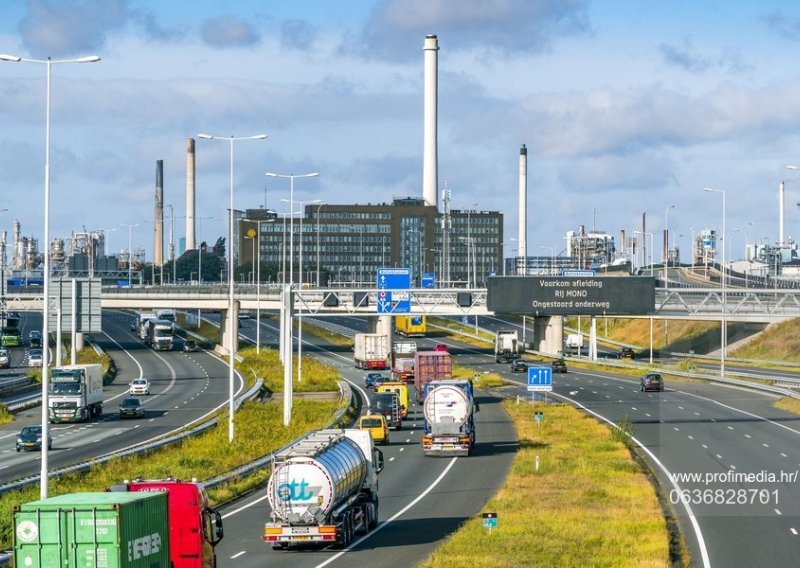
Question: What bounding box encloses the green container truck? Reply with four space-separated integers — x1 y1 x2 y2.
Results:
13 491 170 568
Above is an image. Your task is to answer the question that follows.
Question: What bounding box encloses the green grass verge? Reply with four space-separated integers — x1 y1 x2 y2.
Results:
418 401 672 568
0 346 346 550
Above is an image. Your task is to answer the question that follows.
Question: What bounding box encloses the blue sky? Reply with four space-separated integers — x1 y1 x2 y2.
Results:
2 0 800 264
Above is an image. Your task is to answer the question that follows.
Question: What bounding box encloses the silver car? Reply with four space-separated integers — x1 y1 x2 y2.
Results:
27 348 43 367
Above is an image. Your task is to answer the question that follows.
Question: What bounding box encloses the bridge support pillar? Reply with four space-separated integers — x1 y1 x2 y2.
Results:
219 300 240 356
533 316 563 356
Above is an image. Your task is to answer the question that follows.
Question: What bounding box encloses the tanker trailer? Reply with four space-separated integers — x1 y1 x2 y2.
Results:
421 379 478 457
264 429 384 549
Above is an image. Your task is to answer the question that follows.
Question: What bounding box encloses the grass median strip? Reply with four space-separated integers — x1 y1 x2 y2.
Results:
419 400 671 568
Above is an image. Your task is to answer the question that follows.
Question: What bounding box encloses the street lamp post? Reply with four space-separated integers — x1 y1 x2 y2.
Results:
266 172 319 286
295 198 320 383
633 231 654 276
198 132 267 443
664 204 675 288
1 52 100 499
704 187 727 379
315 202 326 287
121 223 139 285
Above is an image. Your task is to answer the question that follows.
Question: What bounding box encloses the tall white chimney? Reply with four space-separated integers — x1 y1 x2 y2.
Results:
186 138 196 251
518 144 527 265
779 180 785 247
422 34 439 208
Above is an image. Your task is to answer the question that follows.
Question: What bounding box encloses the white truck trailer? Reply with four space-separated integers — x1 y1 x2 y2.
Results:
264 429 384 549
494 330 519 363
48 364 104 423
353 333 389 370
146 318 174 351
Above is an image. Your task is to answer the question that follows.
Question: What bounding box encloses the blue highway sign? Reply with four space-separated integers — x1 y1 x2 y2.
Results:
377 268 411 314
527 366 553 392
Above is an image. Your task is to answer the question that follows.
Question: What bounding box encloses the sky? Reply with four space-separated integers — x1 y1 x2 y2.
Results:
3 0 800 265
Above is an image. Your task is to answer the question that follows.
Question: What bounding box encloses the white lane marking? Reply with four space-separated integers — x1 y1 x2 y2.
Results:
729 465 736 470
745 434 752 439
716 454 723 459
688 435 694 440
776 509 782 515
678 406 684 410
791 528 798 535
399 447 404 452
693 412 700 416
631 407 638 411
231 551 246 559
702 444 708 449
389 456 395 462
781 453 788 458
727 426 734 431
710 418 717 422
547 390 711 568
314 458 460 568
763 443 770 448
645 413 651 417
673 427 680 432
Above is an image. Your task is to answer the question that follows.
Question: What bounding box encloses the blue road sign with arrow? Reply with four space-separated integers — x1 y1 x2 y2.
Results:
377 268 411 313
527 366 553 392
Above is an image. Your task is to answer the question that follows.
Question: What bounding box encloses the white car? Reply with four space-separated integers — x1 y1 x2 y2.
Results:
129 378 151 395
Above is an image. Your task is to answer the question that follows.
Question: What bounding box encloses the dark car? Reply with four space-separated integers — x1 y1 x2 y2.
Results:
641 373 664 392
119 397 145 418
183 339 198 352
618 347 635 359
29 330 42 348
364 372 386 388
496 351 520 364
16 425 51 452
551 359 568 373
510 359 529 373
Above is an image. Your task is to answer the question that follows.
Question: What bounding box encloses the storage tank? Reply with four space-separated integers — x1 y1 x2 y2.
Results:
267 432 368 522
423 382 472 427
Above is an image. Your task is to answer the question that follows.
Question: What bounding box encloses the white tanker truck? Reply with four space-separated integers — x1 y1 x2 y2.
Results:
421 379 478 457
264 429 384 549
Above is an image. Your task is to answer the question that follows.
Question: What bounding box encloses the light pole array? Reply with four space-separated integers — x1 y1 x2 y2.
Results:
121 223 139 285
664 204 675 288
198 132 267 443
0 52 100 499
315 202 326 286
704 187 727 378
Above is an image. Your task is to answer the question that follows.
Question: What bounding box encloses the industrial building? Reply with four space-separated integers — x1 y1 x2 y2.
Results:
237 197 503 288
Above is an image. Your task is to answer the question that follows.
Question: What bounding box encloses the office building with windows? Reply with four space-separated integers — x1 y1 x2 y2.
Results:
237 198 503 287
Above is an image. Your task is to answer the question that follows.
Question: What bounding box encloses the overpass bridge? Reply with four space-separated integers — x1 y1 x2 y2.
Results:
3 284 800 322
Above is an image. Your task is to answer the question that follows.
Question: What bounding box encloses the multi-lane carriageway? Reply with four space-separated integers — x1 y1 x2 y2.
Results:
207 314 800 568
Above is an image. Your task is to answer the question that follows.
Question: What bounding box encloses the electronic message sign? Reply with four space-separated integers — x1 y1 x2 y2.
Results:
487 276 655 316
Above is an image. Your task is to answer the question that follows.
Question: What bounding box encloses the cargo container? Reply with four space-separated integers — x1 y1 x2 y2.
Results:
264 429 384 549
111 478 224 568
414 350 453 403
14 491 170 568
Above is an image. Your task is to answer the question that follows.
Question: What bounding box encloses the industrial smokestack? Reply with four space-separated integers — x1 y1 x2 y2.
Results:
518 144 527 264
154 160 164 266
186 138 196 251
422 34 439 208
779 180 785 247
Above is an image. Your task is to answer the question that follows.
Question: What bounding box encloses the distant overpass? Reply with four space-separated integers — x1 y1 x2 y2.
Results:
3 283 800 322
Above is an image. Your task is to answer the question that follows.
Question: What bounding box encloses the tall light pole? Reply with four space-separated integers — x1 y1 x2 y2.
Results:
704 187 727 378
296 199 319 382
1 52 100 499
121 223 139 285
315 202 326 286
266 172 319 286
664 204 675 287
168 204 175 284
198 132 267 443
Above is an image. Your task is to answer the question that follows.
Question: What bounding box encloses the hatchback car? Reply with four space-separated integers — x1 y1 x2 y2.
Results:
0 348 9 369
641 373 664 392
16 425 51 452
119 397 145 418
129 378 151 395
183 339 198 352
29 330 42 348
27 348 43 367
510 359 529 373
357 413 389 445
551 359 568 373
618 347 636 359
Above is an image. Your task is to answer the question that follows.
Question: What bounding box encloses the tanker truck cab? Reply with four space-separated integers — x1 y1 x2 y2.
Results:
264 428 384 550
110 477 223 568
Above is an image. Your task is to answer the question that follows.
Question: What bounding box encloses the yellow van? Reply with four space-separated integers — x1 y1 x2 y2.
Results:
358 414 389 445
376 381 409 419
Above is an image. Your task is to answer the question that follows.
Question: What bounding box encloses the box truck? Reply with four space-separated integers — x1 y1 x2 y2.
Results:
48 363 103 423
353 333 389 370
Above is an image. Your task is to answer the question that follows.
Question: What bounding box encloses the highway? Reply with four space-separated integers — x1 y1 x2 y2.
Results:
0 310 239 485
214 315 518 568
243 313 800 567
